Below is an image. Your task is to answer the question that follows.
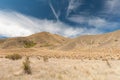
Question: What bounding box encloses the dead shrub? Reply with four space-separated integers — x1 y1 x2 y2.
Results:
5 54 22 60
23 57 32 74
43 56 49 62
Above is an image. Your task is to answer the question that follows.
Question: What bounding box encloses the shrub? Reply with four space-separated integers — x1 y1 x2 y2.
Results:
24 41 36 48
43 56 49 62
5 54 22 60
115 39 118 42
23 57 32 74
43 43 51 47
40 43 52 47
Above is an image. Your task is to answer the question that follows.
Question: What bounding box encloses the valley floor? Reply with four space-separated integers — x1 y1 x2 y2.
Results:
0 57 120 80
0 48 120 60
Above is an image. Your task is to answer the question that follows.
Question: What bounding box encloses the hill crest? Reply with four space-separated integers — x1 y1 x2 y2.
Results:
0 30 120 50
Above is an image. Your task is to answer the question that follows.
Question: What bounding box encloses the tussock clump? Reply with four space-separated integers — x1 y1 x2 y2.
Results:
115 39 118 42
5 54 22 60
40 43 52 47
23 57 32 74
43 56 49 62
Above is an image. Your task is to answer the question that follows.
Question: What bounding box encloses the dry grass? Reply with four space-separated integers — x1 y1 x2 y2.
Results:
1 47 120 60
0 57 120 80
5 54 22 60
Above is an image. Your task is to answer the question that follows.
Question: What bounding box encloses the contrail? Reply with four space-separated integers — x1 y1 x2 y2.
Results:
66 0 73 17
66 0 81 17
48 0 59 21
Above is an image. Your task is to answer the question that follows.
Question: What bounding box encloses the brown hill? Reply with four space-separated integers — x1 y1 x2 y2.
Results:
0 32 68 49
0 30 120 60
59 30 120 51
0 30 120 50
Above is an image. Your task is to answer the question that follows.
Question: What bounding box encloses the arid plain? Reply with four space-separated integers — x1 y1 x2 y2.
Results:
0 30 120 80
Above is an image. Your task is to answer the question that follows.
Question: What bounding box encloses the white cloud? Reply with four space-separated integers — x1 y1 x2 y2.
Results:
67 15 88 23
0 10 101 38
66 0 81 17
88 17 119 30
89 18 107 28
67 14 120 31
104 0 120 15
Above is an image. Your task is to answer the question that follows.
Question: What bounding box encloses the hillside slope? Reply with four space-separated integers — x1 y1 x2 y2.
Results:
0 32 68 49
0 30 120 50
60 30 120 51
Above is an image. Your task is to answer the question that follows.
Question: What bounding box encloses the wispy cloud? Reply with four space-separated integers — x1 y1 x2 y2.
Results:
0 10 101 38
66 0 81 17
48 0 59 21
104 0 120 15
88 17 119 30
67 14 120 31
67 15 88 24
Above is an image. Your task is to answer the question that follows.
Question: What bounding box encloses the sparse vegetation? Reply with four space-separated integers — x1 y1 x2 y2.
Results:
43 56 49 62
23 56 32 74
24 40 36 48
58 74 63 80
40 43 52 47
106 59 111 68
5 54 22 60
115 39 118 42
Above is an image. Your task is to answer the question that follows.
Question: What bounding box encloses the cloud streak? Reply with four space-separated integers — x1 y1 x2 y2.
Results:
0 10 102 38
104 0 120 15
48 0 59 21
66 0 81 17
88 17 119 30
67 13 120 30
67 15 88 24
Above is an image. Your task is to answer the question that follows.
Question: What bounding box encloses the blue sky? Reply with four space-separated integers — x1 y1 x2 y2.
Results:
0 0 120 37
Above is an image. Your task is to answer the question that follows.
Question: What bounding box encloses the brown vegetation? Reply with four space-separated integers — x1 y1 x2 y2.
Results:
5 54 22 60
43 56 49 62
23 56 32 74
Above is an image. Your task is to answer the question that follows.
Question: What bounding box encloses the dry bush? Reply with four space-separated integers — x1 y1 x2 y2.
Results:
103 59 111 68
5 54 22 60
43 56 49 62
37 56 41 60
115 39 118 42
118 57 120 60
24 40 36 48
106 59 111 68
23 57 32 74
